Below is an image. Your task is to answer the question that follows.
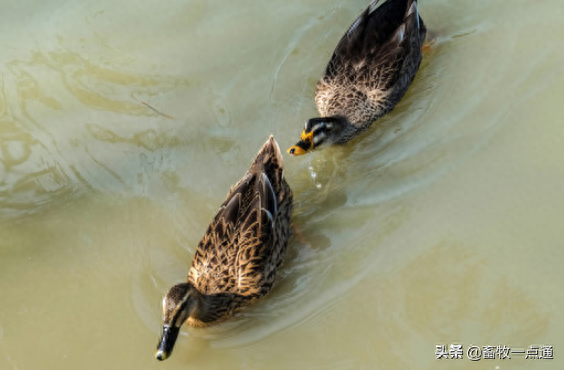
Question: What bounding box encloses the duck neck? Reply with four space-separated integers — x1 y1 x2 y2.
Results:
190 292 245 327
325 115 353 145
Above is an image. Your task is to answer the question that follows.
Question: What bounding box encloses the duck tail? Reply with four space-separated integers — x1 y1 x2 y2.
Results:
335 0 415 60
404 0 426 43
250 135 284 174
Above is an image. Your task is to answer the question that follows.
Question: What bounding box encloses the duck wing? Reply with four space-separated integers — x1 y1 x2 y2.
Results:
324 0 425 87
188 137 284 297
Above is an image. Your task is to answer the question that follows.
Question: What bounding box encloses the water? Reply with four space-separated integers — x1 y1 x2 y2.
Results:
1 0 563 369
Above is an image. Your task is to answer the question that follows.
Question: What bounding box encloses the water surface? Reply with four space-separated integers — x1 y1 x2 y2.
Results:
1 0 563 369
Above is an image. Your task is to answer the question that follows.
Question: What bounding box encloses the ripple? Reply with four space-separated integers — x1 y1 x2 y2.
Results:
0 48 186 218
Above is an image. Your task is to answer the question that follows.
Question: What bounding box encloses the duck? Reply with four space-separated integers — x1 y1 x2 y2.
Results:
288 0 427 155
155 136 293 361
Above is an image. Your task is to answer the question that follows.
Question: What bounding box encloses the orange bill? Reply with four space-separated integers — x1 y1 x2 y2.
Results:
287 130 314 156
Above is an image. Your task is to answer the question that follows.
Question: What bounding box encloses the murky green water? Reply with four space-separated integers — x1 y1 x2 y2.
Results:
1 0 563 369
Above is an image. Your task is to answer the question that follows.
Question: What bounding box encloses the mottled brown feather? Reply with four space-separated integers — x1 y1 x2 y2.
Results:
183 136 293 325
315 0 426 141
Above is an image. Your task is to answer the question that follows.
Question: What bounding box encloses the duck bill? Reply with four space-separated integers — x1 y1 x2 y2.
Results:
287 130 314 156
155 325 180 361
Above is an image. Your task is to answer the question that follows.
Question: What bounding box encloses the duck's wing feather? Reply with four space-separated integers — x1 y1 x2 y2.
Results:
324 0 423 85
188 163 280 296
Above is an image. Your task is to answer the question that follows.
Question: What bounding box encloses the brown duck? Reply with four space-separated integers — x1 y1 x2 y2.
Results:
156 136 293 361
288 0 427 155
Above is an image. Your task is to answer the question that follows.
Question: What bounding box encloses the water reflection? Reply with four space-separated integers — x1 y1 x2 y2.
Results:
0 49 186 217
1 0 564 369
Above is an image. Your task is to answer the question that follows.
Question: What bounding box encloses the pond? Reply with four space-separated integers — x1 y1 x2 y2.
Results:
1 0 563 369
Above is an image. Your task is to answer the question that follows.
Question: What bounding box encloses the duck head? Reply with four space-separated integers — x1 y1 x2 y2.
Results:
287 116 348 155
155 282 201 361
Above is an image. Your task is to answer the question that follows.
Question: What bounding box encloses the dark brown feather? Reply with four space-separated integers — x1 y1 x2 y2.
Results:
315 0 427 139
183 136 293 325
